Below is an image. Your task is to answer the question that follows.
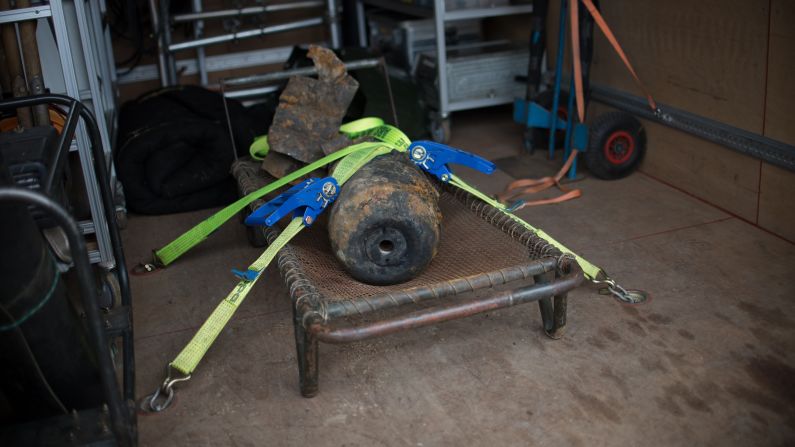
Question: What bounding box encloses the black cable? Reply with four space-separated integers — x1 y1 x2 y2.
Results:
0 302 69 415
112 0 146 71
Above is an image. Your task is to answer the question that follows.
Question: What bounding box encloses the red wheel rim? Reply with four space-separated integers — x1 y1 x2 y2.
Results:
604 130 635 164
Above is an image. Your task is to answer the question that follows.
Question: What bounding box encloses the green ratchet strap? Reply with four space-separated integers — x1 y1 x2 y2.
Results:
249 135 270 160
146 118 616 412
152 118 408 267
171 140 394 376
171 217 304 375
158 143 399 392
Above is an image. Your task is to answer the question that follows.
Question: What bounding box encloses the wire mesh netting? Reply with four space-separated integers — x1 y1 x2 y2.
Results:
232 159 562 301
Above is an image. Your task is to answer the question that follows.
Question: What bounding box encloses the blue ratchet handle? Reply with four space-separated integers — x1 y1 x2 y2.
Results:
408 140 495 182
244 179 315 227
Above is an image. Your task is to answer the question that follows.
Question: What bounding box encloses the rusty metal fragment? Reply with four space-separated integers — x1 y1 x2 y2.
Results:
320 134 354 156
265 45 359 166
261 150 309 180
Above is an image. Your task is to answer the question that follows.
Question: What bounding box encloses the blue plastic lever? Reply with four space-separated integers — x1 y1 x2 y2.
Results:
243 180 310 226
407 140 495 182
231 268 260 282
244 177 340 227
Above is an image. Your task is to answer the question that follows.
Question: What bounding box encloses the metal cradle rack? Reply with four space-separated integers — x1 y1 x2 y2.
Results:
148 0 343 89
0 0 121 267
233 159 583 397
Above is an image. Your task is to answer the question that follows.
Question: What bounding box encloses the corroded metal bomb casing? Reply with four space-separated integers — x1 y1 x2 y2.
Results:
328 152 441 285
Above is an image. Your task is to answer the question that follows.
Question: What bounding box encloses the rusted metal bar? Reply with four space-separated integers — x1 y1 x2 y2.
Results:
309 267 584 344
0 0 32 128
324 258 558 320
223 58 380 87
16 0 48 126
168 17 324 52
172 1 324 23
535 270 555 333
535 269 568 338
294 309 320 398
0 45 11 94
548 293 568 339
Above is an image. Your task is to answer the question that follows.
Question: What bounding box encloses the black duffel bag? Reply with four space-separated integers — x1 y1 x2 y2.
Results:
116 85 274 214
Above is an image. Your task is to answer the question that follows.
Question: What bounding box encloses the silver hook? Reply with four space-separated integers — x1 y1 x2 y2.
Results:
141 365 191 413
591 276 648 304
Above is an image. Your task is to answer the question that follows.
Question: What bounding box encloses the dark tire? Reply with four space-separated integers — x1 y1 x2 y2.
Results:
584 111 646 180
526 90 570 153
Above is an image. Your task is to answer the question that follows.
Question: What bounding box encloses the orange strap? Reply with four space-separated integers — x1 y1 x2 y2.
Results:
496 149 581 210
580 0 658 112
570 0 585 123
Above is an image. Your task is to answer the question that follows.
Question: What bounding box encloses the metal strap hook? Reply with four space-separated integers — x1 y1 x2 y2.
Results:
590 276 648 305
142 365 191 412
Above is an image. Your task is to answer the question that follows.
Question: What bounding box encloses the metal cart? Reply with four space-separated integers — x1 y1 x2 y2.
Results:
354 0 536 142
0 94 136 446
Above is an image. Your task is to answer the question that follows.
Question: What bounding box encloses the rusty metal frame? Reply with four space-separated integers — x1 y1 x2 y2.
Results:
235 163 584 397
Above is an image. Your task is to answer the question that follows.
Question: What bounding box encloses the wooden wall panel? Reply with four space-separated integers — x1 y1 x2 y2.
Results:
764 0 795 145
587 102 762 222
589 0 769 133
638 120 761 222
758 162 795 242
578 1 772 223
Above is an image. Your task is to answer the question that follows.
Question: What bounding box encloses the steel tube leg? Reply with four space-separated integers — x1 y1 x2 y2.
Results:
294 317 320 397
534 271 555 333
548 293 568 339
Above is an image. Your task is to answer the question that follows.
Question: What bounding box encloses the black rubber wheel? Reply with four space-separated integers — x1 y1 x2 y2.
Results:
98 268 122 310
583 111 646 180
525 90 570 153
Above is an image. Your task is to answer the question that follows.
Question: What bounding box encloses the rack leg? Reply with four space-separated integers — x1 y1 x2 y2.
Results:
534 271 554 332
534 270 568 339
548 294 568 339
294 318 319 398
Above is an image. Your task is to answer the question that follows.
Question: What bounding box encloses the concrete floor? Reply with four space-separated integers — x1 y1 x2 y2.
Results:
125 108 795 446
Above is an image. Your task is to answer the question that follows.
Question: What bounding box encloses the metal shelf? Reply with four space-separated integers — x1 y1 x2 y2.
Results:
449 95 518 112
360 0 532 21
0 5 52 24
79 219 95 235
356 0 533 140
147 0 342 87
88 249 101 264
361 0 432 18
444 4 534 21
5 0 121 267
